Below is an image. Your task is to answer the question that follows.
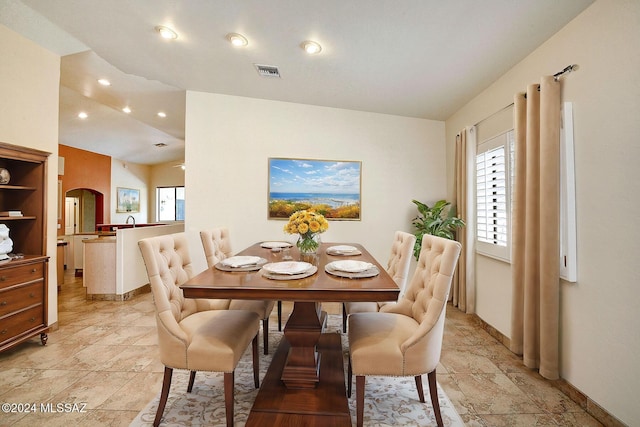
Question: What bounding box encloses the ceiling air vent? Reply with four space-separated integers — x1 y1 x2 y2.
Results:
254 64 281 78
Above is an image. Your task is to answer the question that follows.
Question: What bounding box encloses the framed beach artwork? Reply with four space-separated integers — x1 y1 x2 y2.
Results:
268 158 362 220
116 187 140 213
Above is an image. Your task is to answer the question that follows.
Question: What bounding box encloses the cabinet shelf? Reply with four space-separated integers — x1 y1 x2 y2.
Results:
0 216 36 221
0 185 37 191
0 141 50 353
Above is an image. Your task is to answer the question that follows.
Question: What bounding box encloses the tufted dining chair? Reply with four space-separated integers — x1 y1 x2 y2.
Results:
138 232 260 427
342 231 416 332
347 234 461 427
200 228 276 354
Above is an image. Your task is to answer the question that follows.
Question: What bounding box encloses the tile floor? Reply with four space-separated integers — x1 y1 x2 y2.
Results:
0 272 604 426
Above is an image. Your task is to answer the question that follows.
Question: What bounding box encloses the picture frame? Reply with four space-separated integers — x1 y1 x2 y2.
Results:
268 158 362 220
116 187 140 213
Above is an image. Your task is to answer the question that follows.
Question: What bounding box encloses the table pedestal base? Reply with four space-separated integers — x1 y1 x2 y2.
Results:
281 302 326 389
246 333 351 426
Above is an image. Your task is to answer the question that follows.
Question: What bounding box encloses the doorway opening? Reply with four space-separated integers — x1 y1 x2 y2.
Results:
64 188 104 275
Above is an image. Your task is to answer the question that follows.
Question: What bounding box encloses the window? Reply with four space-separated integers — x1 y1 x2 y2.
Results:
157 186 185 221
476 130 513 261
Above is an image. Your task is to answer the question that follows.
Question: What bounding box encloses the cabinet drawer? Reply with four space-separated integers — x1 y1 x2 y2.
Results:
0 282 44 317
0 262 45 290
0 305 44 343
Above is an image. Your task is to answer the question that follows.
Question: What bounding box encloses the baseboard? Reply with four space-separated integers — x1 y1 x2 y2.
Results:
86 284 151 301
473 314 626 427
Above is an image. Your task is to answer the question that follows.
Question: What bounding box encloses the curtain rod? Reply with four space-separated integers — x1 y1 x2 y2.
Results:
473 102 514 127
473 64 578 126
554 64 578 80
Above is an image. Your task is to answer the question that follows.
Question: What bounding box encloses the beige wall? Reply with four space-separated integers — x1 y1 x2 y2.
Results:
445 1 640 424
148 160 186 222
0 24 60 325
185 92 446 273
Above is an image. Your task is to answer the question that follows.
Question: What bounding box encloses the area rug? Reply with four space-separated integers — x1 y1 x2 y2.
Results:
130 315 464 426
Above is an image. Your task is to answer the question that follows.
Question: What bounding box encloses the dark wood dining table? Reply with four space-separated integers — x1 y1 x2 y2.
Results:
180 241 399 426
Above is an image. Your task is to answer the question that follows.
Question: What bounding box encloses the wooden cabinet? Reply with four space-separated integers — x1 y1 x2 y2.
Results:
0 142 50 352
0 256 48 351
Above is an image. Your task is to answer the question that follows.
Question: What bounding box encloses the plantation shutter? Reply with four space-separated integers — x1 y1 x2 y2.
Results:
476 142 508 249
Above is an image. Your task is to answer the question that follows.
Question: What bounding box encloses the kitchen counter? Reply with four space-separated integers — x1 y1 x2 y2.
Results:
95 223 166 232
83 237 116 298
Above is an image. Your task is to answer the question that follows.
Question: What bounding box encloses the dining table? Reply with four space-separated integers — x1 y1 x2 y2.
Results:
180 241 399 426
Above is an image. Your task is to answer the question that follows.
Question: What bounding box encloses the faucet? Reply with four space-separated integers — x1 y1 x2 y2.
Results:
125 215 136 226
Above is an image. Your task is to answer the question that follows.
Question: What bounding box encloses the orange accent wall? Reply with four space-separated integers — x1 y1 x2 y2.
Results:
58 144 111 235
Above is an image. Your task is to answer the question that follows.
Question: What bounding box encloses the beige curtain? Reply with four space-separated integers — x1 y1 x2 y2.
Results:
453 126 476 313
510 76 561 380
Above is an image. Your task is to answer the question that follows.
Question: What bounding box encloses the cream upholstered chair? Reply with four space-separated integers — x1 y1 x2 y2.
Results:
200 228 276 354
342 231 416 332
139 233 260 427
347 234 461 427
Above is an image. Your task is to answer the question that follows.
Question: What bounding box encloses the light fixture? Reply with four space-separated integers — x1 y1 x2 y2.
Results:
97 78 111 86
157 111 167 118
78 112 88 119
155 25 178 40
301 40 322 54
226 33 248 47
122 106 131 114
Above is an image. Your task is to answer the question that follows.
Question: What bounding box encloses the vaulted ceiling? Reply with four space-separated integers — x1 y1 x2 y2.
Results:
0 0 594 164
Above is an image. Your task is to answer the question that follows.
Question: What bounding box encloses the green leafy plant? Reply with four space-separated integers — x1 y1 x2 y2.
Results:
411 199 465 260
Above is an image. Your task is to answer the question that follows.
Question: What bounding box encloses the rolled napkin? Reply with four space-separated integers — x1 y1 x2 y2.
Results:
221 256 262 268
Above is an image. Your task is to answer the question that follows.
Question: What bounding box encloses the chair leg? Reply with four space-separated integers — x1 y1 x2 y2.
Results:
427 369 443 427
262 318 269 355
414 374 425 402
342 303 347 333
154 366 173 427
356 375 365 427
223 371 234 427
277 300 282 331
347 356 353 397
187 370 196 392
252 334 260 388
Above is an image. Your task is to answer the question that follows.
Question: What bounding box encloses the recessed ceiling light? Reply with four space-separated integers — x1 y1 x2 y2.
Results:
155 25 178 40
154 143 167 147
97 78 111 86
122 106 131 114
78 112 88 119
226 33 248 47
301 40 322 54
157 111 167 118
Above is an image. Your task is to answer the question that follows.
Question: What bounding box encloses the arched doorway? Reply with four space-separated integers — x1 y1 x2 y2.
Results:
64 188 104 234
63 188 104 275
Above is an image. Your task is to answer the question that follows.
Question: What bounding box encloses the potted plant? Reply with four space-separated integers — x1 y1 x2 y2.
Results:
411 199 465 260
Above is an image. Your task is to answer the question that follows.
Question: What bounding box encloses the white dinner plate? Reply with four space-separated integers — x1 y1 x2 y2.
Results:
328 260 374 273
260 241 293 249
221 256 263 268
262 261 313 275
326 245 361 255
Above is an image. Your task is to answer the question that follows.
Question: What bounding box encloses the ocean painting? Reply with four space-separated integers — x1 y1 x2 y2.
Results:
268 158 361 220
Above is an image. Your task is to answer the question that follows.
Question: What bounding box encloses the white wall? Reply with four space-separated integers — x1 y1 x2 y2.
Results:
110 159 150 224
445 1 640 424
185 93 445 274
116 223 184 294
0 24 60 325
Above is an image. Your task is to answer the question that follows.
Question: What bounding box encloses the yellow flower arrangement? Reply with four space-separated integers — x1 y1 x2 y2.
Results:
284 210 329 253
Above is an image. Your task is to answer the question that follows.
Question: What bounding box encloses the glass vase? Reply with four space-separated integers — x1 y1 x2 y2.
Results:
296 233 321 254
